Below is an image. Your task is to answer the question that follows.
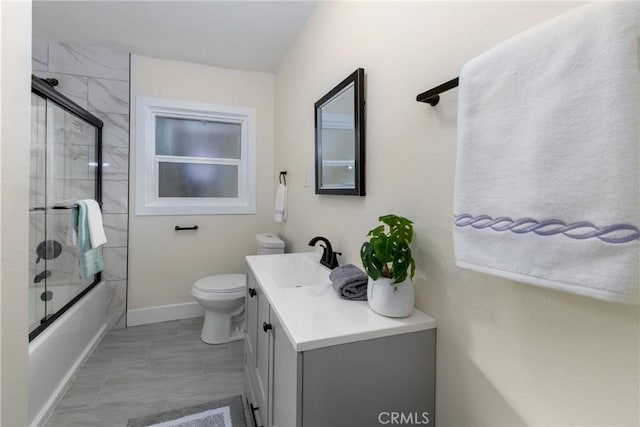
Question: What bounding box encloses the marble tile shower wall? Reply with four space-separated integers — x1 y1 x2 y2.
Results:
32 41 130 329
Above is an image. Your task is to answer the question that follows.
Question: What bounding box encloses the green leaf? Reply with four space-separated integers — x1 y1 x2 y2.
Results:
409 256 416 279
367 225 385 238
360 242 382 280
362 214 416 283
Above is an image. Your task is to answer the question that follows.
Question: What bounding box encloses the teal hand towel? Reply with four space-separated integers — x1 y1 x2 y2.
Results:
74 200 104 279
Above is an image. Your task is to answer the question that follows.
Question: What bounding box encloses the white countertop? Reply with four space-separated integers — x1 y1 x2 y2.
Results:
246 252 437 352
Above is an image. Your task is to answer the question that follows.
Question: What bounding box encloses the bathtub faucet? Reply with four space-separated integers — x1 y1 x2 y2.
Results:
308 236 341 270
34 270 51 284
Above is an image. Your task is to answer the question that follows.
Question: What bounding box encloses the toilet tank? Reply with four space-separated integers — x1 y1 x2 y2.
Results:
256 233 285 255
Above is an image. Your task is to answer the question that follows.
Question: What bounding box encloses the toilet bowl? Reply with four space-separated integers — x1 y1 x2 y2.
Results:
192 233 285 344
192 274 247 344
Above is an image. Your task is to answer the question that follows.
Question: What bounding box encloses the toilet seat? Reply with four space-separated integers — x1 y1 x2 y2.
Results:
194 274 246 294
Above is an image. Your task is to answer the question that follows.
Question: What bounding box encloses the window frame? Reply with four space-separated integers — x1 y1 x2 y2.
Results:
135 96 256 215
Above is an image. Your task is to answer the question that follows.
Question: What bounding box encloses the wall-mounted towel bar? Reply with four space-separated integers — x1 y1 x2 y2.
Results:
416 77 459 106
29 205 77 211
29 202 103 211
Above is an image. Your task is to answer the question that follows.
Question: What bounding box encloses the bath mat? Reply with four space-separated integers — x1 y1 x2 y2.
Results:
126 395 246 427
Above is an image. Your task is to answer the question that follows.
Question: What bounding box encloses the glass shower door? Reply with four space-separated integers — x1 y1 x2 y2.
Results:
29 88 99 334
29 79 102 338
29 93 48 334
44 101 98 321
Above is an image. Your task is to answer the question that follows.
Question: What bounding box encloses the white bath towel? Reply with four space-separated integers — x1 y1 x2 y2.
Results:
81 199 107 248
454 2 639 304
67 213 77 247
274 183 287 223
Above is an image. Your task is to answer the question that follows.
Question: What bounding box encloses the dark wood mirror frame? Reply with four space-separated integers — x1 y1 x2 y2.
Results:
314 68 365 196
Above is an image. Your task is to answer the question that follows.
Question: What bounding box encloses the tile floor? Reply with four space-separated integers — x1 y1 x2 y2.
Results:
45 317 246 426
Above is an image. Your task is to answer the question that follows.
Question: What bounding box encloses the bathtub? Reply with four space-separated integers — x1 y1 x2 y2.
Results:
28 281 92 332
28 281 108 426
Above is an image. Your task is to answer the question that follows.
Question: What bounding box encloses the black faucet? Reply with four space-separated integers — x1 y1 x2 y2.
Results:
308 236 341 270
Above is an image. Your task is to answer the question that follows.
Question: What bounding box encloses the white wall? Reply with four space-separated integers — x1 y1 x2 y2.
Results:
275 2 639 426
128 55 275 313
1 1 4 419
0 0 31 425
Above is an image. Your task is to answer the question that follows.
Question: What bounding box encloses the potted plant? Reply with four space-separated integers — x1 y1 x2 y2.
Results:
360 214 416 318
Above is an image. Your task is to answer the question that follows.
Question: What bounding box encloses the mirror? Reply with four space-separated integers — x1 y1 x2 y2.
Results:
315 68 365 195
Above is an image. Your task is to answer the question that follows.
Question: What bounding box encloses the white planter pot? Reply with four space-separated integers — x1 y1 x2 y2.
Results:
367 277 414 318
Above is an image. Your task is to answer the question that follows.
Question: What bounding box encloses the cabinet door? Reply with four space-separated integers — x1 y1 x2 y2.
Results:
256 285 271 423
269 308 301 427
302 329 436 427
246 271 259 362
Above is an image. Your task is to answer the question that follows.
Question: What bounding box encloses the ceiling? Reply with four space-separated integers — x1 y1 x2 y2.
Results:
32 1 317 73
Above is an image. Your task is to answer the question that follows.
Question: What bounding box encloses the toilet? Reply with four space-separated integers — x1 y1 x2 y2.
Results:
191 233 285 344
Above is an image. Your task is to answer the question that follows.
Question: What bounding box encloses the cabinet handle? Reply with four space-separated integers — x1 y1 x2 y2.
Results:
263 322 272 332
175 225 198 231
248 287 256 297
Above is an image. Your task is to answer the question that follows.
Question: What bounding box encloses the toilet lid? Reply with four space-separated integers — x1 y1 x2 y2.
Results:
194 274 246 293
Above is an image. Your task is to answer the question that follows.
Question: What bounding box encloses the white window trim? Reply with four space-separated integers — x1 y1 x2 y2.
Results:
135 96 256 216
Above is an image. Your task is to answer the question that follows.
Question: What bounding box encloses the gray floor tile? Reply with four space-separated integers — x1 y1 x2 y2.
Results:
53 385 101 412
146 336 219 362
168 372 245 402
164 390 244 414
177 316 205 333
165 377 245 414
68 370 110 389
107 359 204 383
78 352 148 374
48 401 167 427
203 353 244 374
45 316 245 426
106 319 182 342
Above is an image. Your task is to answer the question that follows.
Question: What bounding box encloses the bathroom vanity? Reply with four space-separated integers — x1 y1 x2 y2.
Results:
244 252 437 427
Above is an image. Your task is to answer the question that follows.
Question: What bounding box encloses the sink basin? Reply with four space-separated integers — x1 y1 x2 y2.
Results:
256 253 332 288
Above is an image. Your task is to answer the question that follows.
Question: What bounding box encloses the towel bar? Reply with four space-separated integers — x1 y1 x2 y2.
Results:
416 77 459 106
30 201 104 211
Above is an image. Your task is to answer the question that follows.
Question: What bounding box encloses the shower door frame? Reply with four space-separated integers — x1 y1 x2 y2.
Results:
29 75 104 342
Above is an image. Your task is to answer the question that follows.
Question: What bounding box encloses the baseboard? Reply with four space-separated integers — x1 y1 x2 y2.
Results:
127 301 204 326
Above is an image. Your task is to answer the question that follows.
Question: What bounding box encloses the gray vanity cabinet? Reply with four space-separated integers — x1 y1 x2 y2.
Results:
245 271 269 426
246 273 258 359
246 271 300 427
269 308 302 427
255 283 270 417
245 269 436 427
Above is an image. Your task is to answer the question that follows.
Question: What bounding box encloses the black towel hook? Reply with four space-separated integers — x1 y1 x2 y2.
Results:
279 171 287 186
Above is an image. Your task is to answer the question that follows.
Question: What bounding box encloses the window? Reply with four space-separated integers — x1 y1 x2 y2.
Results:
135 97 256 215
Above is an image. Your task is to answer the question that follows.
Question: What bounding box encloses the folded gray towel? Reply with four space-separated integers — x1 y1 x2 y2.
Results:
329 264 368 301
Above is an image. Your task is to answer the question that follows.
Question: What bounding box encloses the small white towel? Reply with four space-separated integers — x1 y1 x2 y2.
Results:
454 2 639 304
81 199 107 248
55 200 80 247
274 183 287 223
67 215 77 247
